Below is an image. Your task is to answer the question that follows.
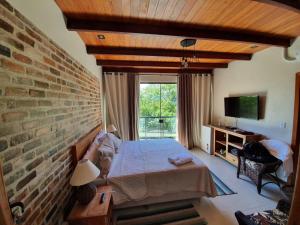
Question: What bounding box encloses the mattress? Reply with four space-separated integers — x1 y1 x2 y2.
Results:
107 139 217 205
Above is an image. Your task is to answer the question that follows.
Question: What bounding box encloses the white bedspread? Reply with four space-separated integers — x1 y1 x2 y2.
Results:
107 139 217 205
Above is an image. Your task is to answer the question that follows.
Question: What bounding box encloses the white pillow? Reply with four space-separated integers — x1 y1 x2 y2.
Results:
260 139 293 177
102 136 115 152
95 130 107 145
107 133 122 152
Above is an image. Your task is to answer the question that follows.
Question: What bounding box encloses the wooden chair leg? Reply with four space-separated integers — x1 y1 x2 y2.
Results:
257 174 263 194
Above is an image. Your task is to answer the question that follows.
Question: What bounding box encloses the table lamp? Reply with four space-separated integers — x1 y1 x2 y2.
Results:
107 124 117 133
70 159 100 205
107 124 120 138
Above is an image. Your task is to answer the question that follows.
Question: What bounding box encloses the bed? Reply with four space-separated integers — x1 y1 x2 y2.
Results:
71 125 217 208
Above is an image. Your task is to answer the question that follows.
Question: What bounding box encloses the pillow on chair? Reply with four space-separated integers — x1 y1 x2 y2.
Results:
260 139 293 177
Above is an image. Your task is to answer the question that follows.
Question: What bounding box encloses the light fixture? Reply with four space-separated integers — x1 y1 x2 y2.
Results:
180 38 197 69
70 159 100 204
97 34 105 40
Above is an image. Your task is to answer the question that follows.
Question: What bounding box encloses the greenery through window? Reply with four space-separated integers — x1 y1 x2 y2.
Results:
139 83 177 139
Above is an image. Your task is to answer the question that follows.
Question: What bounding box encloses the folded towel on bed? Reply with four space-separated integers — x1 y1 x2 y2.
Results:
168 153 193 166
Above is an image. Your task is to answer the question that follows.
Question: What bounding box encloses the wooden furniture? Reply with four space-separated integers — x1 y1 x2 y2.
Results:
68 186 113 225
288 73 300 225
0 162 14 225
213 126 262 166
71 124 102 166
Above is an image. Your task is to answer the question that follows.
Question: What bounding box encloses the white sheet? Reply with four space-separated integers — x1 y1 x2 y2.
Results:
107 139 217 205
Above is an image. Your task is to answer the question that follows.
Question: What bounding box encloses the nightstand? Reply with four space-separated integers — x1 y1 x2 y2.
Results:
67 185 113 225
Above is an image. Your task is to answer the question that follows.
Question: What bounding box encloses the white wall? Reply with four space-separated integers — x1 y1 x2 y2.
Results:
213 47 300 143
7 0 100 76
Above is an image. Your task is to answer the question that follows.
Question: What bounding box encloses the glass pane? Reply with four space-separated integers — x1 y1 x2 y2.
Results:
139 83 177 139
140 84 160 117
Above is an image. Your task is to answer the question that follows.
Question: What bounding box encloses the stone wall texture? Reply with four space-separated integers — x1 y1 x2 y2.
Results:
0 1 102 224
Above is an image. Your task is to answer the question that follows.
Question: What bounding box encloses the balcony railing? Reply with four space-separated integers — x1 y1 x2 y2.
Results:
139 116 177 139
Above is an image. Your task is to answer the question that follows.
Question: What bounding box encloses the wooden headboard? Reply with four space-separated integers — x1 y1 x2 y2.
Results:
71 124 103 166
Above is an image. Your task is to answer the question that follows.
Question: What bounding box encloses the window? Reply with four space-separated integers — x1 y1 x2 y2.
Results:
139 83 177 139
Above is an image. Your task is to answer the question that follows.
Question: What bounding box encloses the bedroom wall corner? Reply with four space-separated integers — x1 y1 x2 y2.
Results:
213 47 300 143
0 1 102 225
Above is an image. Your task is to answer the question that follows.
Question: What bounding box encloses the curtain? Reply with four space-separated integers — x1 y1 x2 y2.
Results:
104 72 139 140
128 75 140 140
191 74 213 147
177 73 213 149
177 73 193 149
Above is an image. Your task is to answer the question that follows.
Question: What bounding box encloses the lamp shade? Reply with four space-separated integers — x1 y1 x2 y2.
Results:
70 159 100 186
107 124 117 133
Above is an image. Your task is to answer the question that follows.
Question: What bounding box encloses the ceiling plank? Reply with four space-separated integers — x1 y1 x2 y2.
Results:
102 67 213 74
66 17 292 47
97 59 228 68
254 0 300 13
87 46 252 60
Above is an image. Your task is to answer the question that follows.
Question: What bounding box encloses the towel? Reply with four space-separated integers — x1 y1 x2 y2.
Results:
168 153 193 166
260 139 293 178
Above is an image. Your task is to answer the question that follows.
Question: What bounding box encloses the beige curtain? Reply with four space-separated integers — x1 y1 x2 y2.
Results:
177 73 193 149
104 73 130 140
128 75 140 140
104 72 140 140
178 73 213 149
192 74 213 147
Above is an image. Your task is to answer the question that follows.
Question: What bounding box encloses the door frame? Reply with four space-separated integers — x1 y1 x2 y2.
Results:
288 72 300 225
0 162 14 225
291 73 300 175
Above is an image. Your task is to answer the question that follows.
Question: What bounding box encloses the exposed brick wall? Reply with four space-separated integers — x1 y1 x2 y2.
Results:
0 1 102 225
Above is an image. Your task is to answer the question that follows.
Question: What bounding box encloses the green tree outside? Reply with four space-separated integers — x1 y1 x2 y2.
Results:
139 83 177 138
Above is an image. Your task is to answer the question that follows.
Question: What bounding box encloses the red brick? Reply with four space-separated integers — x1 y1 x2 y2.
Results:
1 58 25 73
16 32 35 47
43 56 55 67
25 27 42 42
5 87 28 96
0 17 13 33
12 52 32 64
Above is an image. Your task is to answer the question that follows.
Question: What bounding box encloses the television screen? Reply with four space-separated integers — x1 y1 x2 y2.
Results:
224 96 259 120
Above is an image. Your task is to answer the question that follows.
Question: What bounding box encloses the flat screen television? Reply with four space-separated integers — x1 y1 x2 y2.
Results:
224 96 259 120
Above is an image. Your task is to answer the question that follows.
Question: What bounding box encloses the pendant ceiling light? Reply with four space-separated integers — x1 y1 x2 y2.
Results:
180 38 197 69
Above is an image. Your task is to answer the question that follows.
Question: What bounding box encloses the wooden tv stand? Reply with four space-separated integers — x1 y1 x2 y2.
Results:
212 126 262 166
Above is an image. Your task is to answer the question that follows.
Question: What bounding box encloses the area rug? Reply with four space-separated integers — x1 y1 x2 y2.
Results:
210 171 237 196
114 200 207 225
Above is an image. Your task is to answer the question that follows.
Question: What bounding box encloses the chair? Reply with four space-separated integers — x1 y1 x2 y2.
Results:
235 199 290 225
235 148 282 194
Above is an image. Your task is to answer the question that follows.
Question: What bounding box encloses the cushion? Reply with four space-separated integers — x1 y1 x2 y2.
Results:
99 156 112 178
248 208 288 225
107 133 122 152
83 141 100 168
101 135 115 152
95 130 107 145
98 144 114 177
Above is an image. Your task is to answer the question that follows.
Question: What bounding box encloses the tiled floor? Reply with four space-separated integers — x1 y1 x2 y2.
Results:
191 149 286 225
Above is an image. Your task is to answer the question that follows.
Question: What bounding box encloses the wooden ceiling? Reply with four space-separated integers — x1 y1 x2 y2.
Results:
55 0 300 73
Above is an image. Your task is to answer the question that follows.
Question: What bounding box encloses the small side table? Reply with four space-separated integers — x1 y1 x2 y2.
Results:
67 185 113 225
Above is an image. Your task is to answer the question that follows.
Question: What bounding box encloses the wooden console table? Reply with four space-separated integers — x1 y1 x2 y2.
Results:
212 126 262 166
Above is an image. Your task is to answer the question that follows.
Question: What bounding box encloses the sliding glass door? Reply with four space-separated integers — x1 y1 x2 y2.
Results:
139 83 177 139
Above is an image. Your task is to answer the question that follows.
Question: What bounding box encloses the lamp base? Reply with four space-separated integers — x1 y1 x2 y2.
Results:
76 183 97 205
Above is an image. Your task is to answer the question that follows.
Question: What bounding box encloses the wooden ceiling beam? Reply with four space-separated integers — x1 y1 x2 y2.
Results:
97 60 228 68
87 46 252 60
254 0 300 13
102 67 213 74
66 17 292 47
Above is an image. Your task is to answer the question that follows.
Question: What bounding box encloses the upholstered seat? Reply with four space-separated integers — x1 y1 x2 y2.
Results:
235 199 290 225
